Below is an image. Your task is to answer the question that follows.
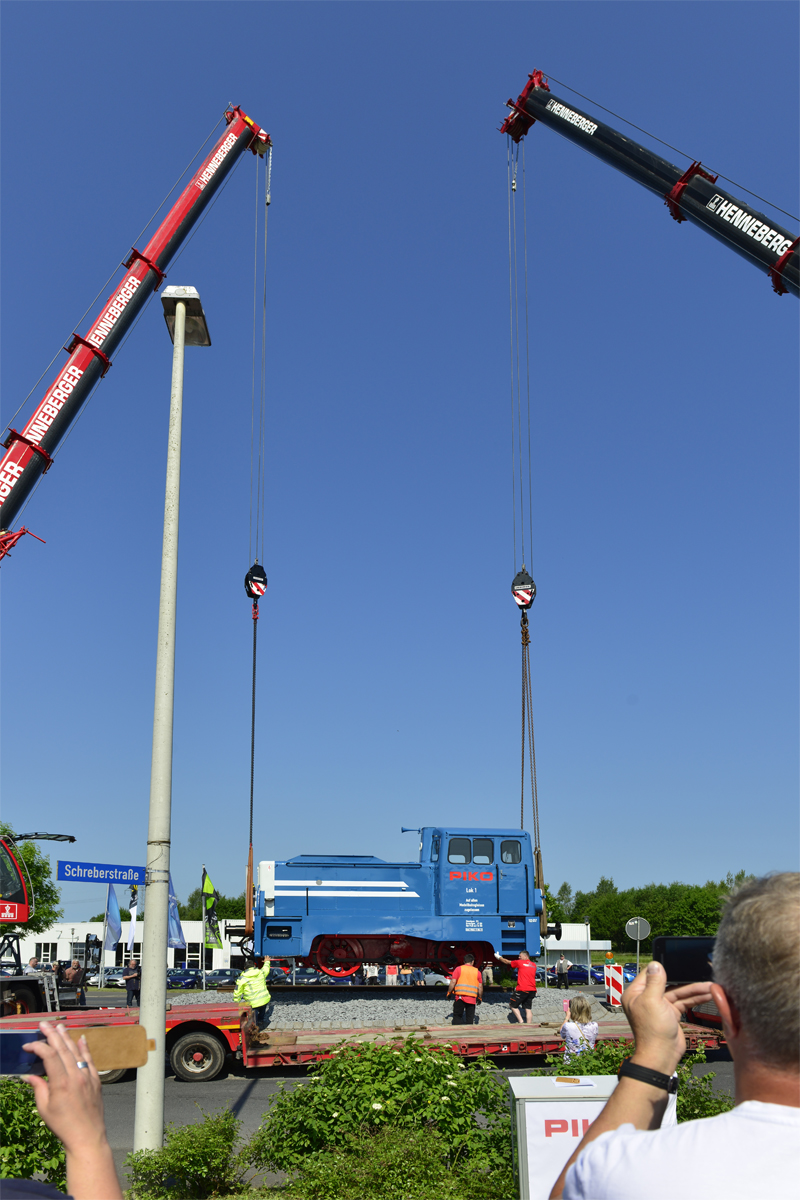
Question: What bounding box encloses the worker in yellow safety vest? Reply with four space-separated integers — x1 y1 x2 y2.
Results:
446 952 483 1025
233 955 272 1030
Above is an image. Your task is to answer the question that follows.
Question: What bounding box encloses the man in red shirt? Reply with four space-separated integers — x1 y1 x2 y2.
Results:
446 953 484 1025
494 949 538 1024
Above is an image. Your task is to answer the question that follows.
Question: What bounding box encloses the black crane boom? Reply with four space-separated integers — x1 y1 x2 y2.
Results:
501 72 798 298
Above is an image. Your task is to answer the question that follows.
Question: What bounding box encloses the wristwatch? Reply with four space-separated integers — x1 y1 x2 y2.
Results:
618 1058 678 1093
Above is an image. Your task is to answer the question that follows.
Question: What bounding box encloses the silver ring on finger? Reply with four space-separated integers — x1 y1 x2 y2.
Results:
76 1061 89 1069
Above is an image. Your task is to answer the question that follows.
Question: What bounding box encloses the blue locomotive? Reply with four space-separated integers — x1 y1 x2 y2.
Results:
253 826 555 976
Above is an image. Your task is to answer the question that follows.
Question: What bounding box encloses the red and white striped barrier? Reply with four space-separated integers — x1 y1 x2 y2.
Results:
604 964 624 1007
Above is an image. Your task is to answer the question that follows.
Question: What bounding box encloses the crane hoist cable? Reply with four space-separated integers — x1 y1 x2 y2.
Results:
507 135 545 914
243 142 273 936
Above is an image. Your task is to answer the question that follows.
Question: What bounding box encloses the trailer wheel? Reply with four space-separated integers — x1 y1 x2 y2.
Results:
98 1068 129 1085
10 986 41 1015
170 1031 226 1082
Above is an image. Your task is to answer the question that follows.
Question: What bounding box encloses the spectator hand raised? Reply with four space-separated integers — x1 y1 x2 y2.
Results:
623 961 714 1076
23 1021 122 1200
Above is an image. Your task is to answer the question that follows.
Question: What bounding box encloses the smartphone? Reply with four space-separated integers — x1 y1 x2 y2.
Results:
652 936 715 985
0 1023 154 1074
0 1029 46 1076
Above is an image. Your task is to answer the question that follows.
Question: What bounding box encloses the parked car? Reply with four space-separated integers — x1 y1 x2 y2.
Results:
204 969 240 986
166 969 203 990
422 969 450 986
283 967 323 985
96 969 127 988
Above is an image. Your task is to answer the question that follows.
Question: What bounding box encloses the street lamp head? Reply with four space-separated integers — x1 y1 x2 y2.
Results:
161 286 211 346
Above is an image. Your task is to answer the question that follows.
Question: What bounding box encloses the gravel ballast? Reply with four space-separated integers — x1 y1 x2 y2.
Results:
167 987 607 1030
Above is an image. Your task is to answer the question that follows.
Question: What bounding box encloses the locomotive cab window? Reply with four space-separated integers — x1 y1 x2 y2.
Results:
448 838 471 864
431 836 440 862
500 840 522 864
472 838 494 865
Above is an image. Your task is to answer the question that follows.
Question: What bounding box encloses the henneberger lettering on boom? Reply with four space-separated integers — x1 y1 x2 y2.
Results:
706 194 793 257
0 461 25 504
18 364 86 447
87 274 142 348
545 99 598 136
195 131 237 191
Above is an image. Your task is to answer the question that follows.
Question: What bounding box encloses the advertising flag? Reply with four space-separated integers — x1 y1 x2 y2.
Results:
104 883 122 949
127 884 139 953
167 874 186 949
202 868 223 949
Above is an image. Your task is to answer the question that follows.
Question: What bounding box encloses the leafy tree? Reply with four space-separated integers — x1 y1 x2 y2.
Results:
555 881 574 919
0 823 63 936
570 872 751 950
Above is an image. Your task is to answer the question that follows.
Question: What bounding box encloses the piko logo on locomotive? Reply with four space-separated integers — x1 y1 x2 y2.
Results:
88 275 142 348
545 99 598 136
705 195 794 257
195 131 238 191
20 365 86 447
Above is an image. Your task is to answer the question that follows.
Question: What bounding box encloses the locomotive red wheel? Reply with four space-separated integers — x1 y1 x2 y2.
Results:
314 936 363 977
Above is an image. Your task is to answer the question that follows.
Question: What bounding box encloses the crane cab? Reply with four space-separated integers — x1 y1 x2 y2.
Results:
0 839 29 924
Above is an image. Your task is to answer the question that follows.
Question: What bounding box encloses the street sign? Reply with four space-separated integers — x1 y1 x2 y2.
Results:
626 917 651 941
58 860 145 884
625 916 651 973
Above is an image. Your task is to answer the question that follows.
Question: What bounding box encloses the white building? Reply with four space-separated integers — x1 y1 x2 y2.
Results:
18 919 246 972
540 922 611 968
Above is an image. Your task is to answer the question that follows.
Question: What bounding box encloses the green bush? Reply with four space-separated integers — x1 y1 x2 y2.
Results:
125 1109 247 1199
280 1126 516 1200
0 1077 67 1192
531 1039 734 1122
247 1038 512 1178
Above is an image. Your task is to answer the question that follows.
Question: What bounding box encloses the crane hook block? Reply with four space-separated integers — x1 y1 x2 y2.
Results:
245 562 268 600
511 568 536 609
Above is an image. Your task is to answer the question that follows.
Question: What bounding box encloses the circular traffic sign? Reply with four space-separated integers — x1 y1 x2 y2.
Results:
625 917 651 940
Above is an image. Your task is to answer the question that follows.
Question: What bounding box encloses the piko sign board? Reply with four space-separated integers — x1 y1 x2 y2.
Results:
508 1076 618 1200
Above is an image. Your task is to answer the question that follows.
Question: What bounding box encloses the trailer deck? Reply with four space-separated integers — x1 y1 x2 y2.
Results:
4 1003 723 1078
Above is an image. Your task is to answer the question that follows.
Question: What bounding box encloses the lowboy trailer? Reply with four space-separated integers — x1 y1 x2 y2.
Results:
2 1002 723 1081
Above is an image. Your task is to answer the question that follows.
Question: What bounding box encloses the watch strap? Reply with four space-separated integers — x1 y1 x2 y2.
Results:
618 1058 678 1093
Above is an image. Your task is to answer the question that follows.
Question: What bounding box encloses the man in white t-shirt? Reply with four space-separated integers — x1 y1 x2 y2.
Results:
551 872 800 1199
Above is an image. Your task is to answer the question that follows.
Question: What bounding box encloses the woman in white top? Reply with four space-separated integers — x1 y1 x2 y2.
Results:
560 994 599 1063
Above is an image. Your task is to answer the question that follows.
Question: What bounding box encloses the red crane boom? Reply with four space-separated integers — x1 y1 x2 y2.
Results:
0 107 270 560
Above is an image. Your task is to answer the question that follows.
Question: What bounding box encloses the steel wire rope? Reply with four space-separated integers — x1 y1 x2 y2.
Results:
510 143 526 567
507 140 518 575
3 117 226 438
521 141 534 572
256 149 271 565
541 72 799 224
249 153 261 565
249 612 258 848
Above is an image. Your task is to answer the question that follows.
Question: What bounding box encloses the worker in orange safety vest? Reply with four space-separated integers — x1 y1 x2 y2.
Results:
446 952 484 1025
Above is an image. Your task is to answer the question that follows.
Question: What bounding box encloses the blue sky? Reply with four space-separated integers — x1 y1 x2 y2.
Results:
2 1 797 925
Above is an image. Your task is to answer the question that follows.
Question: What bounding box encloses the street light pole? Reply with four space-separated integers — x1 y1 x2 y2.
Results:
134 288 210 1152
